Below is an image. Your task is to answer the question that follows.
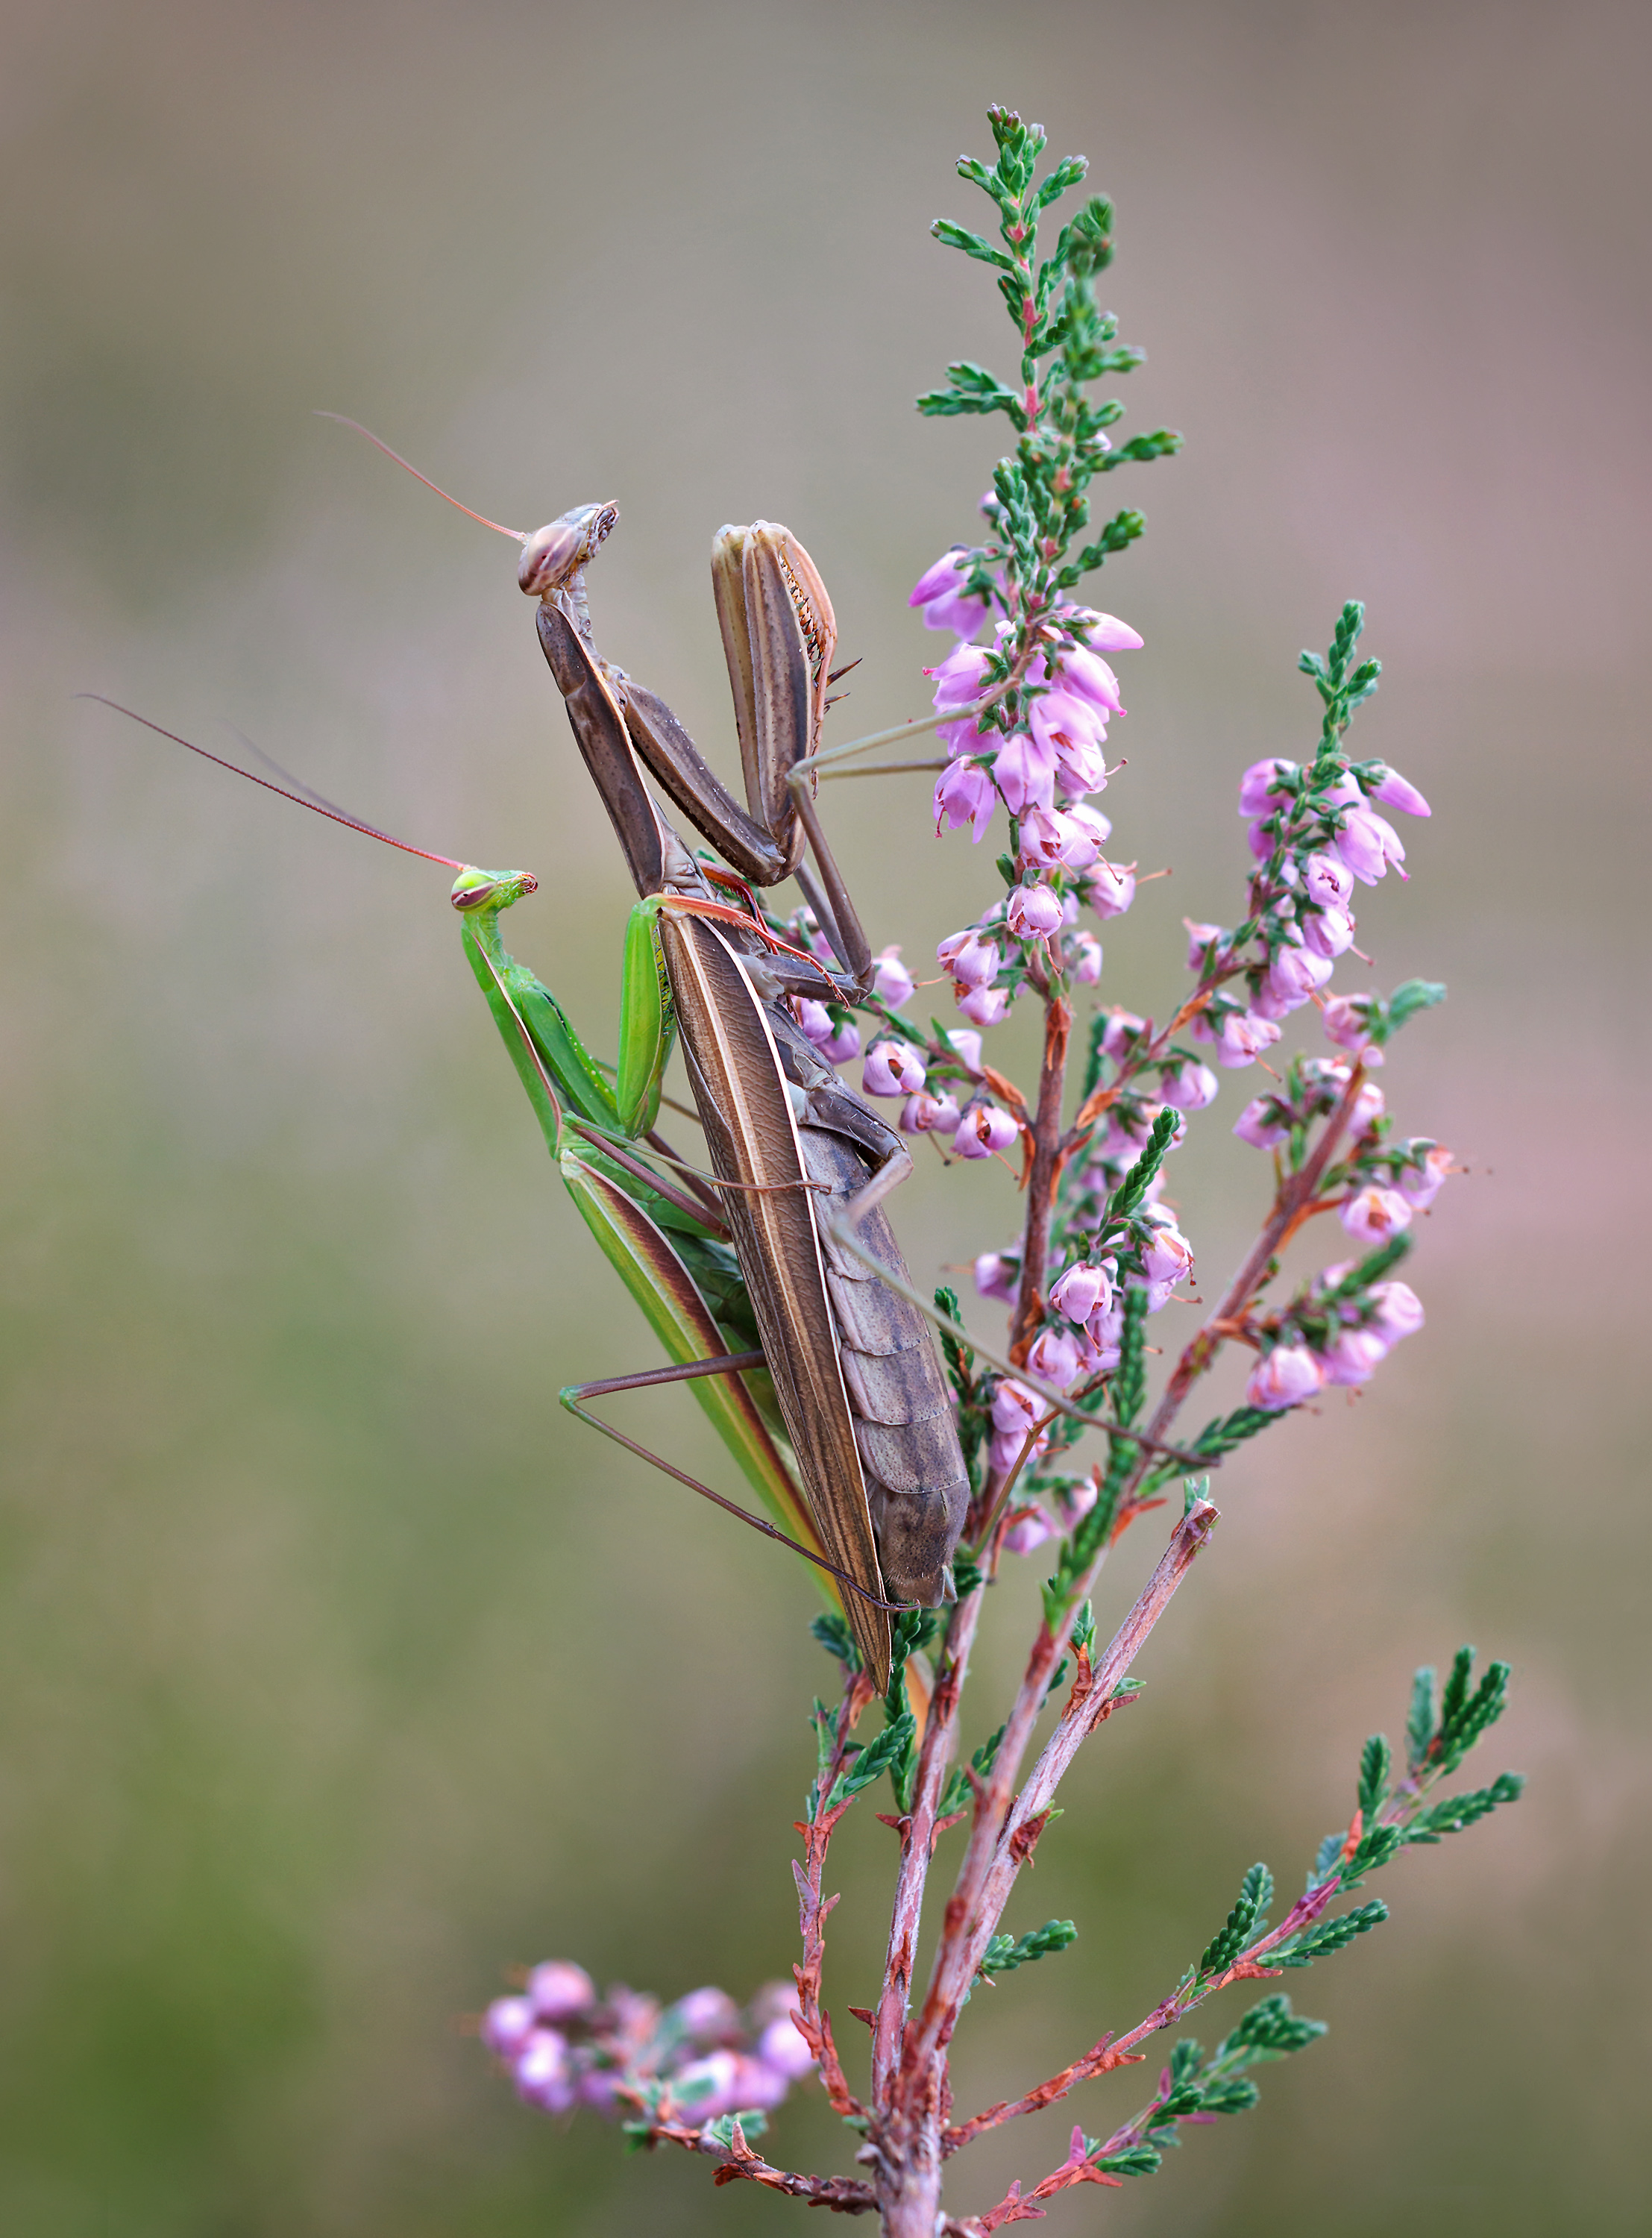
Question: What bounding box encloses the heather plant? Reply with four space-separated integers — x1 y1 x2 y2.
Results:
477 107 1519 2235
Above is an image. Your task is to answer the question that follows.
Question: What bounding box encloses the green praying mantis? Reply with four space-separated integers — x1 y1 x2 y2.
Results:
94 425 1208 1690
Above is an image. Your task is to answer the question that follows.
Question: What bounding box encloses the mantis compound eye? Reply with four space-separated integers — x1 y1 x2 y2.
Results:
518 502 620 596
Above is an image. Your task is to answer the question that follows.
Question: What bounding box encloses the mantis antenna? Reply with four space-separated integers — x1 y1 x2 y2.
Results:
315 413 528 544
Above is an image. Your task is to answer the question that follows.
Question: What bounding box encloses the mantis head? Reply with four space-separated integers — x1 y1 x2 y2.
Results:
450 867 539 915
518 504 620 598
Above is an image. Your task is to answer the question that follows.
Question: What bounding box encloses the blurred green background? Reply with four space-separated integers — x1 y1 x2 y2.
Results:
2 1 1645 2231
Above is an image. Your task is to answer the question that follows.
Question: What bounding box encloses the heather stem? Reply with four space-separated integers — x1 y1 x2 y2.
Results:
1008 992 1074 1361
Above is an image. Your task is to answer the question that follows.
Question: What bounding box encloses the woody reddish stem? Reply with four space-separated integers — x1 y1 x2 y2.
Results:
1008 992 1073 1361
792 1665 879 2124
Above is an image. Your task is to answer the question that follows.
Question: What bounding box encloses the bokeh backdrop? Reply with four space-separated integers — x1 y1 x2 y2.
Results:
2 2 1647 2232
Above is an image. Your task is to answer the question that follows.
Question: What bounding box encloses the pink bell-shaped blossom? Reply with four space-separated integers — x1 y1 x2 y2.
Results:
958 983 1010 1026
1002 1505 1057 1555
992 733 1058 815
1339 1183 1413 1246
1237 757 1298 816
1246 1342 1325 1411
1088 859 1137 918
1184 919 1225 971
935 757 998 841
1070 929 1104 983
820 1017 861 1064
1099 1009 1148 1060
991 1377 1043 1439
1335 804 1407 885
863 1039 926 1098
1028 1325 1082 1389
1304 851 1356 909
1217 1010 1282 1068
973 1250 1020 1303
1269 944 1336 1009
909 549 993 639
1141 1223 1195 1287
1160 1059 1219 1111
1349 1081 1387 1135
1007 883 1064 941
515 2029 577 2113
1056 643 1125 712
938 928 1002 988
1028 684 1110 754
1050 1259 1114 1323
1084 1303 1125 1371
527 1960 596 2022
926 641 993 708
482 1996 538 2060
1061 604 1145 653
1233 1094 1290 1149
1398 1144 1452 1208
1319 1327 1391 1386
1369 765 1431 817
1321 994 1374 1054
871 944 915 1006
1369 1279 1425 1342
1052 728 1110 798
900 1091 961 1136
794 997 835 1047
757 2013 817 2082
946 1027 985 1075
1302 904 1357 959
954 1103 1021 1159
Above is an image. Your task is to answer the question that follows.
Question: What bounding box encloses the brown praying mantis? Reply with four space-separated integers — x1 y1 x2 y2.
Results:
94 424 1212 1692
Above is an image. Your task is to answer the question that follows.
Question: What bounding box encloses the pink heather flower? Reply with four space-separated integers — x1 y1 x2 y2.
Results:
1302 904 1357 959
926 641 993 709
973 1250 1020 1303
577 2066 623 2114
1304 851 1356 909
1237 757 1298 816
1141 1224 1195 1287
1050 1259 1114 1323
1057 643 1125 712
671 2052 743 2119
723 2053 792 2114
1233 1094 1290 1149
938 928 1001 988
1028 684 1110 754
991 1378 1043 1438
1339 1184 1413 1246
1218 1010 1282 1068
1246 818 1276 863
1398 1144 1453 1208
1321 994 1373 1053
1070 929 1104 983
1369 765 1432 817
1160 1059 1219 1112
1002 1505 1057 1555
955 1102 1020 1158
482 1996 538 2059
1185 919 1225 971
820 1017 861 1064
1051 728 1110 797
1006 883 1064 941
1246 1342 1325 1411
1085 1303 1125 1370
958 982 1010 1026
1028 1326 1082 1388
515 2029 577 2113
1018 804 1098 872
871 945 915 1007
794 997 835 1047
1062 605 1145 653
1350 1081 1387 1135
992 733 1058 816
1269 944 1336 1008
1053 1475 1099 1529
1100 1009 1148 1060
1336 803 1407 885
909 549 993 639
670 1985 743 2042
1369 1279 1425 1342
1319 1327 1391 1386
946 1028 984 1076
1061 803 1114 865
527 1960 596 2022
934 757 998 841
1089 859 1137 918
900 1090 961 1136
757 2014 816 2082
862 1039 926 1097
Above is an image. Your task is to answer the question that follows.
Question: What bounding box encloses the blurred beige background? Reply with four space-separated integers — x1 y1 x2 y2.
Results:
1 1 1646 2231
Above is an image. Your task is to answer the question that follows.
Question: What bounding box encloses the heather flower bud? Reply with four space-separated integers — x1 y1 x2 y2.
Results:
900 1090 961 1135
934 757 998 842
1399 1144 1453 1208
1369 765 1431 817
671 2051 742 2119
973 1250 1020 1303
1160 1059 1219 1111
1233 1094 1290 1149
1006 883 1064 941
1321 994 1373 1053
1302 904 1356 959
725 2052 792 2113
1237 757 1298 816
1088 859 1137 918
527 1960 596 2022
955 1102 1020 1158
1369 1279 1425 1341
1070 929 1104 983
1140 1224 1194 1287
938 928 1001 988
871 944 915 1007
946 1028 984 1076
670 1986 742 2042
1217 1010 1282 1067
482 1996 537 2059
515 2029 577 2113
1053 1475 1099 1529
1062 605 1145 653
757 2013 817 2081
794 997 835 1047
1246 1342 1325 1411
1100 1009 1147 1059
1319 1328 1390 1385
1304 851 1355 909
1350 1081 1386 1135
1050 1259 1114 1323
1339 1183 1413 1246
958 983 1010 1026
863 1039 927 1097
